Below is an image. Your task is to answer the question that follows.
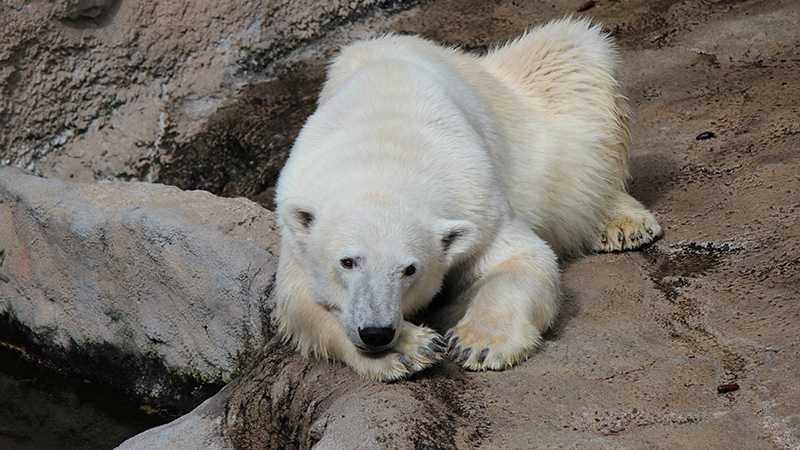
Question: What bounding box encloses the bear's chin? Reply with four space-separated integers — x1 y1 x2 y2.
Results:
355 344 394 355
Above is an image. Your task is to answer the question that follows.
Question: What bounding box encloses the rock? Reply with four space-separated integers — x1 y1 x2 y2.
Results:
116 337 483 450
115 388 231 450
0 167 279 411
717 383 740 394
576 1 596 13
695 131 716 140
149 75 323 210
54 0 115 20
0 0 421 187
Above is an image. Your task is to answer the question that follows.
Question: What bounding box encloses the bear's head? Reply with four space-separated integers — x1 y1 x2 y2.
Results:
280 200 478 353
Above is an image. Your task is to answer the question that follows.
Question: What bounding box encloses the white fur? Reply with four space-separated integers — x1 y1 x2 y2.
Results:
273 18 662 381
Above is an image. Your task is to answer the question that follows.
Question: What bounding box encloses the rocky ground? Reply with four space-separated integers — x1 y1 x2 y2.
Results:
1 0 799 449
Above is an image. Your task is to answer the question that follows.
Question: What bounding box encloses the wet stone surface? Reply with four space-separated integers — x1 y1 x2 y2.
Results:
0 345 165 450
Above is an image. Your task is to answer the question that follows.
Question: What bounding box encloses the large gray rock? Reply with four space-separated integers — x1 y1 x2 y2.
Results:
0 167 278 410
116 389 231 450
115 337 474 450
0 0 419 186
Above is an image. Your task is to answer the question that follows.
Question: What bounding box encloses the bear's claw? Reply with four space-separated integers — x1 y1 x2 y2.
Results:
431 336 448 352
444 317 541 371
447 336 460 353
457 348 471 364
477 348 489 364
593 203 662 252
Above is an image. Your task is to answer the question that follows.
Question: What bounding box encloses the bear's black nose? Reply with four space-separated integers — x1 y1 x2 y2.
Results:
358 327 396 349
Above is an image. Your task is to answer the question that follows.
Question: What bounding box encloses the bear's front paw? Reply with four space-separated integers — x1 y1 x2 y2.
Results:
445 313 541 371
348 323 446 382
594 208 663 252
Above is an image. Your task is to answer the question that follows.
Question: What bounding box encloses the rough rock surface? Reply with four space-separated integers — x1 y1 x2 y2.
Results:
0 167 278 412
0 0 419 185
115 390 230 450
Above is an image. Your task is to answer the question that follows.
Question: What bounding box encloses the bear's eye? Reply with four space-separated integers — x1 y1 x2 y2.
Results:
403 264 416 277
340 258 356 269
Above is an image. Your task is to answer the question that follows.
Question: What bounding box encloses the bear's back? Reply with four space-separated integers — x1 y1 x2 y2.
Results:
276 35 505 232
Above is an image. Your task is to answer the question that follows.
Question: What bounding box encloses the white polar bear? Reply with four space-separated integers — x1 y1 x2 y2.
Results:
273 18 662 381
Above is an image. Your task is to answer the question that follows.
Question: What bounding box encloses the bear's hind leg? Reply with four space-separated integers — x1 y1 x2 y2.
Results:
445 217 560 370
593 191 662 252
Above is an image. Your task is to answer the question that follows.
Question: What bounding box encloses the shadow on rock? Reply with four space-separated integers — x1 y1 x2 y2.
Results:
542 286 581 342
148 66 325 211
628 152 680 209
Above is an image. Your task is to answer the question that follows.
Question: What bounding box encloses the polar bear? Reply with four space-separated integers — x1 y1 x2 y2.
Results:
273 18 661 381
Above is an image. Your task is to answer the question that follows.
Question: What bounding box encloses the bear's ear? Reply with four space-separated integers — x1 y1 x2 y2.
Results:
280 202 317 239
435 219 479 264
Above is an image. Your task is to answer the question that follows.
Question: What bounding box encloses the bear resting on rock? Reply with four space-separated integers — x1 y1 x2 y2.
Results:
273 18 662 381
